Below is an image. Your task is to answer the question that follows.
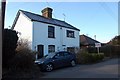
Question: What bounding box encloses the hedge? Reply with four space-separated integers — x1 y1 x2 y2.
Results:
76 52 104 64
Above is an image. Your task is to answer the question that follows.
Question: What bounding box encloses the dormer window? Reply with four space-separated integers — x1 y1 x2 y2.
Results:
66 30 75 38
48 26 55 38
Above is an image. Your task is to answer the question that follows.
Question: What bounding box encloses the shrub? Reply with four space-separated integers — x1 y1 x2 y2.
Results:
11 50 36 70
10 39 36 70
91 53 104 63
98 53 104 60
91 53 98 62
2 38 44 79
76 50 92 64
3 29 18 68
87 47 97 53
76 49 104 64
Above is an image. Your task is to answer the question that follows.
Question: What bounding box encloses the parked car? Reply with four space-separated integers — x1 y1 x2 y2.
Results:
35 51 76 72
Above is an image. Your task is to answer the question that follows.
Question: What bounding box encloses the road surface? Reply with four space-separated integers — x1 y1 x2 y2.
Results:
41 58 119 78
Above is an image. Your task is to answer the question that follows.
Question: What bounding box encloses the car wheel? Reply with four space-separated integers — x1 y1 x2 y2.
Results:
45 63 53 72
71 60 76 67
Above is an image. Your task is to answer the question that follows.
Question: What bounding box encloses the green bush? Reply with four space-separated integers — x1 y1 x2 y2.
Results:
76 52 91 64
98 53 104 60
91 54 98 62
91 53 104 63
76 50 104 64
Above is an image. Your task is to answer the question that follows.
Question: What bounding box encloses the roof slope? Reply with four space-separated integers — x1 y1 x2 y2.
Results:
80 35 100 46
12 10 80 31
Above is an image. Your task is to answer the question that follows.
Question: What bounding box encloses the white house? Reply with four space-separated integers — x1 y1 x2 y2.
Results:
12 7 80 58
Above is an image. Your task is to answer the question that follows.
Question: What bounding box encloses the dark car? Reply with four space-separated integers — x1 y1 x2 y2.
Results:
35 51 76 72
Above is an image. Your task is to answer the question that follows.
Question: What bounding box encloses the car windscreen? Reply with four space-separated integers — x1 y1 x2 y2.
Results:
44 53 56 59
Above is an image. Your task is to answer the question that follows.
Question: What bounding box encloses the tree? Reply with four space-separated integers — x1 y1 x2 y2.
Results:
110 35 120 45
3 29 18 68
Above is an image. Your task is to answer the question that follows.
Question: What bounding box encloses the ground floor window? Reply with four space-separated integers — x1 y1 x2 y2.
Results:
48 45 55 53
67 47 75 53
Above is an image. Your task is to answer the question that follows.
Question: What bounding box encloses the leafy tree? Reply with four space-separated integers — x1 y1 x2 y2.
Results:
110 35 120 45
3 29 18 68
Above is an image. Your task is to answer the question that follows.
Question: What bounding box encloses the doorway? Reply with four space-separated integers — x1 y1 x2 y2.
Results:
37 45 44 58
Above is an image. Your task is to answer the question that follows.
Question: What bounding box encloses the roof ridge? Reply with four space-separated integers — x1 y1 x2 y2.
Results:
80 35 100 43
85 35 99 42
19 9 52 20
16 9 80 31
19 10 74 26
19 9 65 22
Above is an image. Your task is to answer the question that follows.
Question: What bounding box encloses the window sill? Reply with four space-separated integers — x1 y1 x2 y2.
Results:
48 37 56 39
67 37 75 38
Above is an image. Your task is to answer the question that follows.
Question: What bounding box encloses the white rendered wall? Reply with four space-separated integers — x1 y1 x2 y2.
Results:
62 28 79 48
32 21 79 55
13 12 33 49
32 21 61 55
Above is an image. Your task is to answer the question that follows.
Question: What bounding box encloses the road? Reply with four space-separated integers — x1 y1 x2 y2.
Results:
41 58 119 78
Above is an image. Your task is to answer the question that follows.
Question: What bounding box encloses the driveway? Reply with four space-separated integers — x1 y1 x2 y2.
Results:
41 58 119 78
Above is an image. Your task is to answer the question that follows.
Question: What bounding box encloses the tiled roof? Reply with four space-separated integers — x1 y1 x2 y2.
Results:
80 34 101 46
12 10 80 31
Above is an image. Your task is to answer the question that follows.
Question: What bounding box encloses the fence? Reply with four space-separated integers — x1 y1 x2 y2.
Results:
87 45 120 57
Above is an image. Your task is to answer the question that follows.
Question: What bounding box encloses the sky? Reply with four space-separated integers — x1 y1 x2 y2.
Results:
5 2 118 43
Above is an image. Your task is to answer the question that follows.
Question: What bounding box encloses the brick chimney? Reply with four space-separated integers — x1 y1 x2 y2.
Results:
41 7 53 18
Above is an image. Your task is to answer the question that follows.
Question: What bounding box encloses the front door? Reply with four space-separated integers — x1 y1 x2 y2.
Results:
37 45 44 59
